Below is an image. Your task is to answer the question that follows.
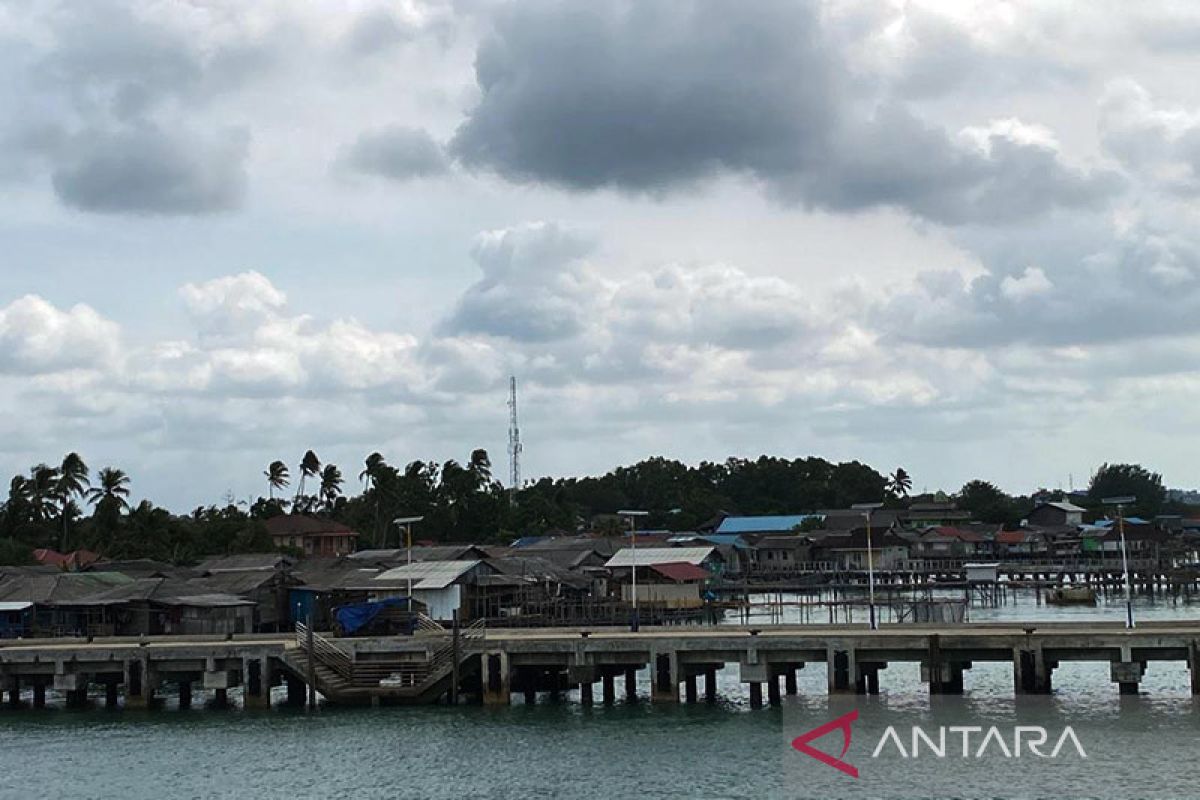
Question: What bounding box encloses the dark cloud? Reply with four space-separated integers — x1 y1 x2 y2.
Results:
450 0 1118 225
52 125 248 215
340 126 449 181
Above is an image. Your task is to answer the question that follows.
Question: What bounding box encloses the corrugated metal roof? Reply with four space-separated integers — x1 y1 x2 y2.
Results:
715 515 820 534
605 547 715 568
649 562 710 582
374 560 480 589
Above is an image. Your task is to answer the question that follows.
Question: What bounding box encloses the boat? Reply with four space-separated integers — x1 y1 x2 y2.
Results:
1044 586 1097 606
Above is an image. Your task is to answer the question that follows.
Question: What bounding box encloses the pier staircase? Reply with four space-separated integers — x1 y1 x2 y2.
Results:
282 616 486 704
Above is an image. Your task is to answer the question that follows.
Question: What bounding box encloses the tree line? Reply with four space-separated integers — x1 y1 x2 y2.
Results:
0 449 1182 567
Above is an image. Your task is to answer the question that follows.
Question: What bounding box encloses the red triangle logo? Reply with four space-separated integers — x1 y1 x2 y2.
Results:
791 709 859 778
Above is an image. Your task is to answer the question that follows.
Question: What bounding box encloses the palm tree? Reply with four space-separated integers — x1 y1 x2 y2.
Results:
27 464 61 523
87 467 131 539
87 467 132 511
296 450 321 504
57 452 89 550
319 464 344 511
360 452 387 545
264 460 290 499
888 467 912 498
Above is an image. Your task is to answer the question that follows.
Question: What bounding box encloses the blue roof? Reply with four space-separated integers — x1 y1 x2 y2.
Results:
715 515 821 534
669 533 751 549
511 536 551 548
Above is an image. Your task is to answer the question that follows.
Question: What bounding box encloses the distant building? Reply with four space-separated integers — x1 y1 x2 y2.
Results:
266 514 359 558
1025 501 1085 528
714 515 821 535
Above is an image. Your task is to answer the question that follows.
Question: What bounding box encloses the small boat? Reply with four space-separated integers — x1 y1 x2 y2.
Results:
1044 586 1097 606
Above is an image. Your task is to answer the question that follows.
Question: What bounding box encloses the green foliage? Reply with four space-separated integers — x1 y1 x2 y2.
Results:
1088 463 1167 517
0 450 1178 564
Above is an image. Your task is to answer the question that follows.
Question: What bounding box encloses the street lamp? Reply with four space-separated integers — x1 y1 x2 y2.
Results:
852 502 885 630
618 510 650 632
1102 496 1136 629
393 516 424 612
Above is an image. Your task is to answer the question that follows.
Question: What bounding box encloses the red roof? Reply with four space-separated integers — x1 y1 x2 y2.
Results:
996 531 1030 545
648 562 710 582
31 548 101 569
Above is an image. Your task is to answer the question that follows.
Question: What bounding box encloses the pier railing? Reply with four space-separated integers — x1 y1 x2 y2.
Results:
294 619 487 694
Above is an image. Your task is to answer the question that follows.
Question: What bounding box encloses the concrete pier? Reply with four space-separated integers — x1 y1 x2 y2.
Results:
3 622 1200 710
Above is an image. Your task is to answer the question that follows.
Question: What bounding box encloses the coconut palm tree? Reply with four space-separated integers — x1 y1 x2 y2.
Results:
264 460 290 499
888 467 912 498
360 452 387 544
319 464 344 511
57 452 89 550
87 467 132 511
296 450 321 505
86 467 130 541
27 464 61 523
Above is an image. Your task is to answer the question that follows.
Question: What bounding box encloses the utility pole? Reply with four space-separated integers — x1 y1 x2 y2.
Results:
1103 496 1136 629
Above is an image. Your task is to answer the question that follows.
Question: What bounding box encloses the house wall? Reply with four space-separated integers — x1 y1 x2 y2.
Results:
621 582 701 609
412 586 462 622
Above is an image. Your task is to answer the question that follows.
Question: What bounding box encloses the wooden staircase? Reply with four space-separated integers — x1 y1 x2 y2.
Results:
283 618 486 704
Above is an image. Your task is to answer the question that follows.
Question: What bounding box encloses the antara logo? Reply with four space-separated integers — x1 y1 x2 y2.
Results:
791 709 860 778
792 711 1088 779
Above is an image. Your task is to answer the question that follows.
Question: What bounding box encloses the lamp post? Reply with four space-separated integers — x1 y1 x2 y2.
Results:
393 516 424 612
852 502 885 630
1102 496 1136 629
618 510 650 632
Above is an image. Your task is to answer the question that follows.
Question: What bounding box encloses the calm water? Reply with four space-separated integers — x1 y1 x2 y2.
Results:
2 592 1197 799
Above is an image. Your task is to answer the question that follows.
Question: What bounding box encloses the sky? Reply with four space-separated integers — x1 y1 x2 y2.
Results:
2 0 1199 509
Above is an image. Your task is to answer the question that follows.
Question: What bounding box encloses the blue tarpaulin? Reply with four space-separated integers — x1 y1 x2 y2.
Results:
335 597 411 635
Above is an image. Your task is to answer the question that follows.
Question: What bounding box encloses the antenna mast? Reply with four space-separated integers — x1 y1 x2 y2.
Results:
508 376 522 491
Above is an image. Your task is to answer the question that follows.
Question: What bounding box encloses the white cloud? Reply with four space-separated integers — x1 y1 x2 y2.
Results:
1000 266 1053 300
0 295 120 374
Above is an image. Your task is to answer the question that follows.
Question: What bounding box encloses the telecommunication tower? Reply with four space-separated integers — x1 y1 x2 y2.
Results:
508 376 522 491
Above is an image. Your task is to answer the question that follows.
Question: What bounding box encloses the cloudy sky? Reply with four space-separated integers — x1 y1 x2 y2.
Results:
2 0 1198 508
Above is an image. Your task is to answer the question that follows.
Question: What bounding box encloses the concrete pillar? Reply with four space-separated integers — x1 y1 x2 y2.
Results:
749 682 763 708
580 681 594 707
651 652 678 703
1112 648 1144 695
285 674 306 706
927 635 944 694
827 649 853 694
704 667 717 703
212 688 229 709
178 680 192 710
602 672 615 705
33 682 47 709
65 688 89 709
103 681 118 710
767 673 781 706
1014 648 1052 694
684 674 698 704
517 667 536 704
125 659 154 709
482 652 511 706
1190 643 1200 696
5 675 19 708
784 668 798 695
866 669 880 696
243 657 271 710
624 667 638 702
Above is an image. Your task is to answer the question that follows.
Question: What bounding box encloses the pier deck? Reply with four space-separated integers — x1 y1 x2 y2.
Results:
2 621 1199 708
